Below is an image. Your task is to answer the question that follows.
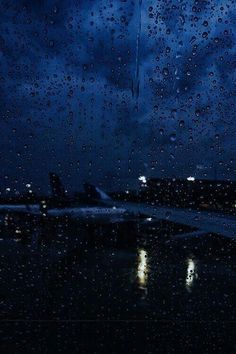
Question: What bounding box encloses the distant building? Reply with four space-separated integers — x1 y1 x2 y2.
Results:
143 178 236 212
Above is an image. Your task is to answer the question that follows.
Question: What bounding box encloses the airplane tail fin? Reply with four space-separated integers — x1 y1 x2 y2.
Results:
49 172 66 199
83 183 112 201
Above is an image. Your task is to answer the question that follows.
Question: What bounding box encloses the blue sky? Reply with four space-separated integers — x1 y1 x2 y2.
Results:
0 0 236 194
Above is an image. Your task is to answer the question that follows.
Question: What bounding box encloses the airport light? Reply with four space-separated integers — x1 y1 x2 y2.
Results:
187 176 195 181
139 176 147 188
139 175 147 183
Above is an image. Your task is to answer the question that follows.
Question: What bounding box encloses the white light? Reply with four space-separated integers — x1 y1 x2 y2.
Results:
146 217 152 221
187 176 195 181
26 183 31 188
186 258 198 292
6 188 11 192
138 176 147 184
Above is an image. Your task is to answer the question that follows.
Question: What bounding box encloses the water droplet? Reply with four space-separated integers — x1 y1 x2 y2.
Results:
162 68 169 76
165 211 171 219
170 134 176 142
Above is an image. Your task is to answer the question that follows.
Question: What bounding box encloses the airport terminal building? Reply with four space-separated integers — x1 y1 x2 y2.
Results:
143 178 236 213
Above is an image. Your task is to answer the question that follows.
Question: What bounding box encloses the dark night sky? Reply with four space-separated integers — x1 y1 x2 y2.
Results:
0 0 236 195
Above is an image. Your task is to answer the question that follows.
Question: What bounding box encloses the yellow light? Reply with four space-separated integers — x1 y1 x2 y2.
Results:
137 249 148 287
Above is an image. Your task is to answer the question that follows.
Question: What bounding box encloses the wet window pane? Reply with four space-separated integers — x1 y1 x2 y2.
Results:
0 1 235 352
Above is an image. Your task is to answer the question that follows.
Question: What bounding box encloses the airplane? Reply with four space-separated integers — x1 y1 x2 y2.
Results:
0 173 144 224
0 174 145 262
0 173 236 241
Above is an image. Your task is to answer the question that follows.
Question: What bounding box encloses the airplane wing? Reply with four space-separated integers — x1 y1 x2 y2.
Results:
102 200 236 240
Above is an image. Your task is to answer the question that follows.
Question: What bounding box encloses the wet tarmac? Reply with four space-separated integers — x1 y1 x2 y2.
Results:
0 214 235 352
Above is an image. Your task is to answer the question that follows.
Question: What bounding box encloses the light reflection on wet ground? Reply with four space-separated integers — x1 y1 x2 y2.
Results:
0 214 235 323
0 214 236 352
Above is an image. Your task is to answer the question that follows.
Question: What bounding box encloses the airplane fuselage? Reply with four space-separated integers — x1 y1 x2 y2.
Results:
0 204 130 223
47 206 127 217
